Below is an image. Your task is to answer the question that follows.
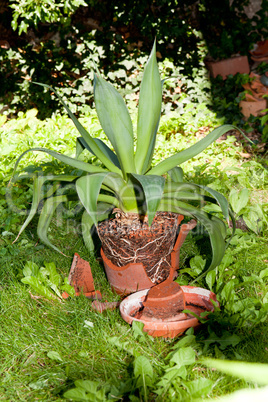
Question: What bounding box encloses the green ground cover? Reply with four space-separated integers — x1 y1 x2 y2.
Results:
0 79 268 400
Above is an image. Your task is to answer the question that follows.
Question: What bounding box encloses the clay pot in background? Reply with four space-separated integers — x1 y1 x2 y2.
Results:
205 55 250 80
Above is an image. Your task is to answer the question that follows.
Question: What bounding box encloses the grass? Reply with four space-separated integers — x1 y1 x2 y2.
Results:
0 102 268 400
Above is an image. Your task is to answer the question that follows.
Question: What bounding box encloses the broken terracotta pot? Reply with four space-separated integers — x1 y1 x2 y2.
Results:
99 212 180 286
62 253 102 300
239 72 268 118
239 99 267 118
101 217 197 295
120 286 219 338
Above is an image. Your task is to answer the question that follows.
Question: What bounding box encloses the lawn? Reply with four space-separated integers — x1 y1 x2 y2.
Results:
0 76 268 400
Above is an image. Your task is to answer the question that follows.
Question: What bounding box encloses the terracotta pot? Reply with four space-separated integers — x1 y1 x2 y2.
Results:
239 99 267 118
101 217 196 295
98 212 180 285
120 286 218 338
101 249 155 295
205 55 250 79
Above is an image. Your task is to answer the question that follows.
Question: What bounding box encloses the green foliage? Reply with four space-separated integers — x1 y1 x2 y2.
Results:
199 0 268 60
201 230 268 329
63 380 107 401
1 1 203 119
2 0 266 124
0 106 267 400
10 0 87 35
229 188 267 233
134 356 155 401
10 43 243 279
92 329 253 401
260 108 268 142
209 72 268 143
21 260 75 299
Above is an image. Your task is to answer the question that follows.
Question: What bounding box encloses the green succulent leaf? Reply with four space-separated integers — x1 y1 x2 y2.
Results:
81 203 113 252
132 174 165 225
33 82 121 174
81 210 95 252
76 173 109 225
164 182 199 194
158 199 195 216
75 137 85 159
163 192 208 202
168 166 184 182
11 147 108 175
135 40 162 174
191 211 227 281
102 174 137 211
12 174 77 243
37 195 68 255
94 73 136 176
148 125 241 176
202 358 268 386
76 173 125 225
196 184 230 222
76 137 120 169
12 175 58 243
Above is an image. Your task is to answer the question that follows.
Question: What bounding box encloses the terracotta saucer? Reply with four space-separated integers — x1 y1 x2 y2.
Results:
120 286 219 338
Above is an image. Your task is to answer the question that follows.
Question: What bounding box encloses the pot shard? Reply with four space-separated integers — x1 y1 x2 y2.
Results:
66 253 102 299
120 286 219 338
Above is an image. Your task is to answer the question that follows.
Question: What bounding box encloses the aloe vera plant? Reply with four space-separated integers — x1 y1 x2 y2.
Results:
11 42 239 279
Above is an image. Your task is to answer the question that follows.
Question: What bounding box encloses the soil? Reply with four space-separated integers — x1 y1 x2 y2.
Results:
98 211 179 284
